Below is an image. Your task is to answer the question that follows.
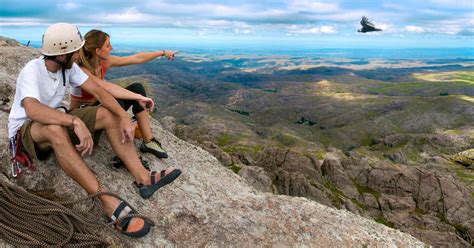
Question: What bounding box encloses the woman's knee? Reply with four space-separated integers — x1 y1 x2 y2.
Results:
126 83 146 96
95 107 119 129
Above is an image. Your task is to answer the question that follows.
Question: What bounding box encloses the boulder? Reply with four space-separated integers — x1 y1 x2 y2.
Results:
453 149 474 167
0 36 21 47
201 141 233 166
238 165 274 193
383 150 407 164
254 147 328 201
321 153 359 199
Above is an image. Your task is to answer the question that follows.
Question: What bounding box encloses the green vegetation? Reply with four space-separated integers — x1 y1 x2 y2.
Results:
223 144 262 157
414 207 427 216
314 150 326 160
360 134 377 147
350 198 367 211
262 89 278 93
374 215 395 228
414 71 474 84
295 117 316 126
368 80 473 96
352 179 380 200
368 82 426 95
453 71 474 83
437 212 473 244
272 133 299 147
449 163 474 189
230 109 250 116
453 224 471 244
217 133 238 146
452 150 474 167
404 148 421 163
322 179 345 209
437 212 448 223
230 164 241 174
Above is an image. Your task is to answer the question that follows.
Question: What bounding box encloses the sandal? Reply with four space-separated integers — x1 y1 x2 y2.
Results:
110 201 151 238
135 169 182 199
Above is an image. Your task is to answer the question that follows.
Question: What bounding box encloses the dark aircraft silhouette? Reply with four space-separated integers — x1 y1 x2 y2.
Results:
358 16 382 33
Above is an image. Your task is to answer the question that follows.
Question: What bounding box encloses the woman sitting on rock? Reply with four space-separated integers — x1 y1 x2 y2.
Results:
72 29 176 159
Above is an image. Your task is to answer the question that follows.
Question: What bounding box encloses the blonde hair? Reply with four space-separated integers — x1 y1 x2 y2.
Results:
77 29 109 76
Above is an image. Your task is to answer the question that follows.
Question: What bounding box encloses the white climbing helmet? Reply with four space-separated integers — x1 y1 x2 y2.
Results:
41 23 85 56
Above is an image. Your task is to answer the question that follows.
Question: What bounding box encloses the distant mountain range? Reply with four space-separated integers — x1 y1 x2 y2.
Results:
15 38 474 59
107 54 473 161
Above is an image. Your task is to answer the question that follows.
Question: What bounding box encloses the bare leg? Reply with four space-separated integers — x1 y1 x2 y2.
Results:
29 122 144 232
135 110 153 143
31 123 100 194
94 107 175 186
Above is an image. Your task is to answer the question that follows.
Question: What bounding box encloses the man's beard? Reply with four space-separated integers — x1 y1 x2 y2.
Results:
65 59 75 69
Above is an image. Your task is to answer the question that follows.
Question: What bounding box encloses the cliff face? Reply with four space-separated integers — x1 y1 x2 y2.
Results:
0 39 426 246
249 146 474 246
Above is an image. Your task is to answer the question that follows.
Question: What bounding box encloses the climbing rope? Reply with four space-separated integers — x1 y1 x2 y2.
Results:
0 179 155 247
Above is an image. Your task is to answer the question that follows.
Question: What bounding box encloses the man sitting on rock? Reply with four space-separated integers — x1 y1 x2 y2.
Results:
7 23 181 238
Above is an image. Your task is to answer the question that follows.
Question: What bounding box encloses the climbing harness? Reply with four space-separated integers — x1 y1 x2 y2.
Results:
8 130 35 177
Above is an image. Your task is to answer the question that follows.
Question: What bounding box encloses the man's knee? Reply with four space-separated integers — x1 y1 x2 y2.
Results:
44 124 70 144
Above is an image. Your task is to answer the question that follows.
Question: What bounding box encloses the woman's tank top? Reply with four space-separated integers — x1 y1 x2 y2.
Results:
70 62 107 102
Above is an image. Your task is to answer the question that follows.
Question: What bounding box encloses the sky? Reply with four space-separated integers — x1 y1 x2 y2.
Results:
1 0 473 49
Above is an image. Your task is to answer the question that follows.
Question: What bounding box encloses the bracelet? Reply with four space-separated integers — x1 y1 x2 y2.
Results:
70 115 77 128
162 50 166 57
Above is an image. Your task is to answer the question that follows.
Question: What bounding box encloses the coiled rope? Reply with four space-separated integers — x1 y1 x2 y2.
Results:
0 179 155 247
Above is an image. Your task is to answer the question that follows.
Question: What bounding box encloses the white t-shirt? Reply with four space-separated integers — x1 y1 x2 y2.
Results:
8 57 89 138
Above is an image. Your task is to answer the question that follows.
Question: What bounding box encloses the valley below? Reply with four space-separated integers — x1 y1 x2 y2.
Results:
107 54 474 247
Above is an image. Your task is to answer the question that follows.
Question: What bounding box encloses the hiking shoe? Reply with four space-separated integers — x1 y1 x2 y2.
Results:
140 138 168 159
110 156 124 170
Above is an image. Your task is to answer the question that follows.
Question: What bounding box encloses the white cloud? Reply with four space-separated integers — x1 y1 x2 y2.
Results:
419 9 446 15
2 0 472 39
375 23 396 33
320 25 336 33
233 29 253 34
414 14 474 35
457 28 474 36
145 2 253 18
233 24 253 34
75 22 111 27
289 0 339 13
404 25 425 33
318 11 368 22
288 25 336 34
0 18 47 26
430 0 474 9
382 3 404 10
62 2 80 11
197 29 208 36
99 7 153 23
